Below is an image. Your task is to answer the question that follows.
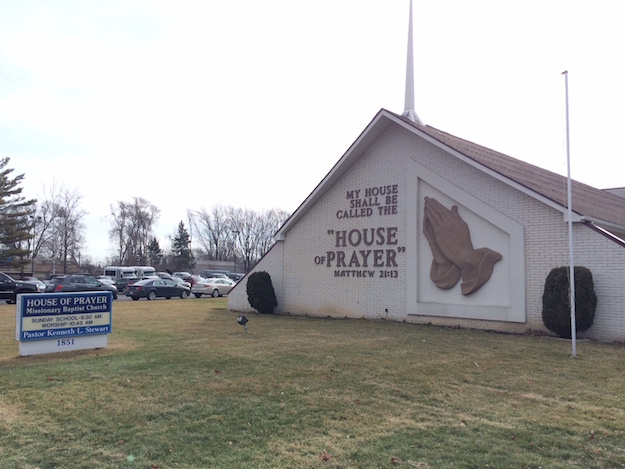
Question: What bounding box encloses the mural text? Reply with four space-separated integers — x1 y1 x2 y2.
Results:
338 184 399 218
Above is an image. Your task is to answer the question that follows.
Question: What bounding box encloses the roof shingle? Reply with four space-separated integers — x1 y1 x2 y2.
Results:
398 114 625 228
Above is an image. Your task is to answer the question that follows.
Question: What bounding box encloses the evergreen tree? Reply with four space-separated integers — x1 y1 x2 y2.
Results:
170 221 195 271
0 157 36 271
246 271 278 314
147 236 164 267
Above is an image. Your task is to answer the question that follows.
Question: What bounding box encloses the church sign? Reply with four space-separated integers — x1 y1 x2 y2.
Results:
15 291 112 356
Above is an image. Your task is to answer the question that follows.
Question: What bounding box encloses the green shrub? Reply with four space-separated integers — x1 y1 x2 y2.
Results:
246 271 278 314
542 266 597 338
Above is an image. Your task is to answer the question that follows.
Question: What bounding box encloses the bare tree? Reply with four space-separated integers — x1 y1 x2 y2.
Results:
108 197 160 265
56 189 86 273
256 208 290 260
230 207 259 273
191 204 290 272
191 205 230 261
35 181 86 274
109 201 131 265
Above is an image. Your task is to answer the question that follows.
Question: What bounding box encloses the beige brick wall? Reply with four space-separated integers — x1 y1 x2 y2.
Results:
280 133 409 320
227 242 284 313
228 124 625 342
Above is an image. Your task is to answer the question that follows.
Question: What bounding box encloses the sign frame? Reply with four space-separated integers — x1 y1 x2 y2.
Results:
15 291 113 356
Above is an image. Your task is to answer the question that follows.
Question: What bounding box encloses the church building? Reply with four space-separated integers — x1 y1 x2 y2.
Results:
227 3 625 343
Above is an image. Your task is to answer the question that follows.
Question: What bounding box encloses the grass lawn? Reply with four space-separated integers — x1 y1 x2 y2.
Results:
1 298 625 468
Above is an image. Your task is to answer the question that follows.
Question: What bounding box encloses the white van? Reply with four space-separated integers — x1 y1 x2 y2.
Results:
132 266 157 279
103 266 139 291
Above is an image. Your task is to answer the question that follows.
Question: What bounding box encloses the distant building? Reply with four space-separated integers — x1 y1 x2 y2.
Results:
194 260 237 275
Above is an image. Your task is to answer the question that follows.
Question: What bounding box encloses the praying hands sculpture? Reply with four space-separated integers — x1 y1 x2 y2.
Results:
423 197 502 295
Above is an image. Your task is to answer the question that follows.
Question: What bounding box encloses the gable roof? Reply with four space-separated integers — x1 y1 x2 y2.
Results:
277 109 625 238
405 115 625 228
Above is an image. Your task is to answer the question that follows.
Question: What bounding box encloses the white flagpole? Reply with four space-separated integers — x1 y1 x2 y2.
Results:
563 70 576 357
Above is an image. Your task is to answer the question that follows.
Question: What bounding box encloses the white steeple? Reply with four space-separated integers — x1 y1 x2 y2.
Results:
401 0 423 124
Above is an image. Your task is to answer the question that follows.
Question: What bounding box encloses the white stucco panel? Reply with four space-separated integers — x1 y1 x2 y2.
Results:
406 160 526 322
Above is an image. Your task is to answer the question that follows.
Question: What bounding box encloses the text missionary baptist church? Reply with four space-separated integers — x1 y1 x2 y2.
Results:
228 5 625 343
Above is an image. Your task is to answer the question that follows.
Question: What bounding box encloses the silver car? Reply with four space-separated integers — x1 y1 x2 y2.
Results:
192 278 235 298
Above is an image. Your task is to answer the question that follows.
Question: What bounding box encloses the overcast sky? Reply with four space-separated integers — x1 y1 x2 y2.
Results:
1 0 624 263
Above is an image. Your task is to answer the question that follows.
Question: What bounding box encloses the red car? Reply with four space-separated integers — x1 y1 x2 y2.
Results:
181 275 205 289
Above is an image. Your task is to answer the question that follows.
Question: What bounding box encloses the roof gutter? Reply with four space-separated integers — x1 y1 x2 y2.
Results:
582 219 625 248
580 216 625 235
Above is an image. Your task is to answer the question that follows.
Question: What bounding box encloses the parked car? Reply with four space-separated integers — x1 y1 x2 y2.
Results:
156 272 190 288
170 276 191 289
202 273 229 280
125 278 190 301
0 272 42 303
45 274 118 299
97 276 117 286
172 272 192 278
23 277 47 291
192 278 235 298
200 270 230 279
228 273 245 282
184 275 205 289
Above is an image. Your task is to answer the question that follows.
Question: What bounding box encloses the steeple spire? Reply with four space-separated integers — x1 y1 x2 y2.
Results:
402 0 423 124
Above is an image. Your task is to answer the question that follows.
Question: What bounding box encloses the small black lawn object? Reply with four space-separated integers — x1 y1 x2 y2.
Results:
237 315 248 332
